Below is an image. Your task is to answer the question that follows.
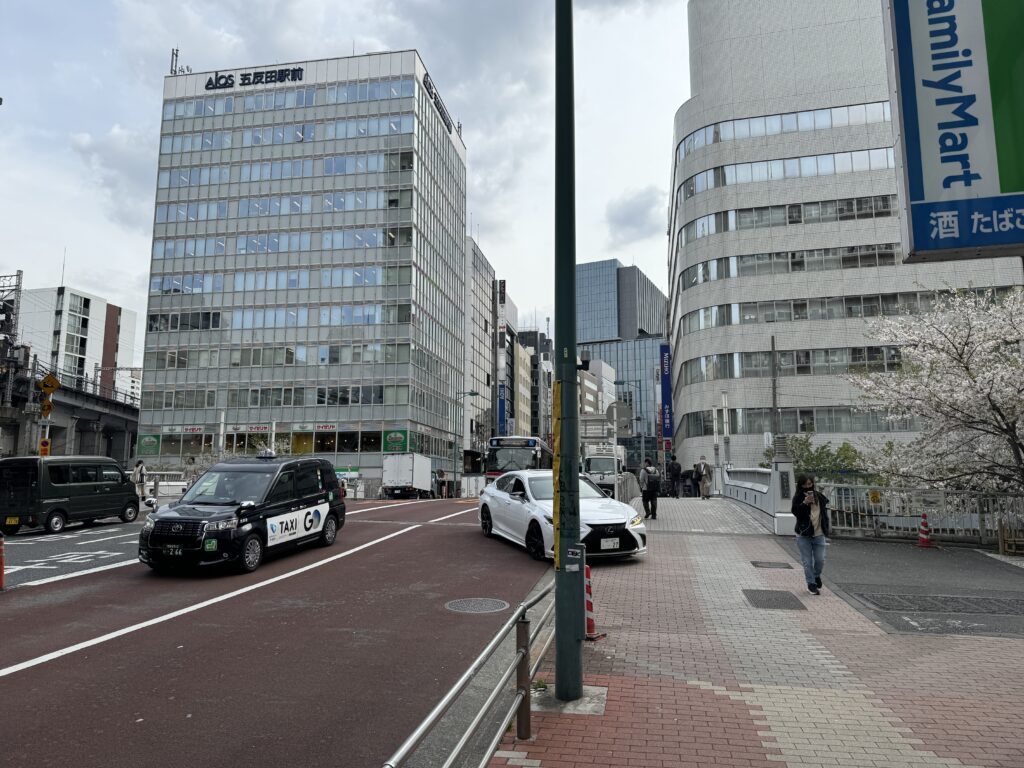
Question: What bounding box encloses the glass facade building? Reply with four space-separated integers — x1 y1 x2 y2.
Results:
139 52 468 485
669 0 1023 467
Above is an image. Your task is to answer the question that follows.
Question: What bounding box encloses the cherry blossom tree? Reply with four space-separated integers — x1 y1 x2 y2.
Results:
851 288 1024 493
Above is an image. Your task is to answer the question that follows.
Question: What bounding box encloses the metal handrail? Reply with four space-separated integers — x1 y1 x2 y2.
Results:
382 578 555 768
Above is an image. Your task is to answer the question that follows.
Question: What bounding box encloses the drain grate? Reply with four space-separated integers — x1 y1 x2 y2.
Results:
856 593 1024 615
445 597 511 614
751 561 793 569
742 589 806 610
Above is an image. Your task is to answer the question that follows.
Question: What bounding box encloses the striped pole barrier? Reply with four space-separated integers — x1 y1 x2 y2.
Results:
584 564 605 641
916 512 934 549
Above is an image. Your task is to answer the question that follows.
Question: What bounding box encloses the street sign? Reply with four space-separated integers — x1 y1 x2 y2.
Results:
887 0 1024 262
38 373 61 395
38 438 50 457
39 399 53 419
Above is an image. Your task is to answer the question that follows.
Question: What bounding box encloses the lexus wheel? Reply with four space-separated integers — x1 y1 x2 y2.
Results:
238 533 264 573
525 522 546 561
480 506 493 537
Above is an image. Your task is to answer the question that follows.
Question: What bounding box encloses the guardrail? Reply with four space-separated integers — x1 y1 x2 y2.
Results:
382 579 556 768
721 465 796 535
821 484 1024 547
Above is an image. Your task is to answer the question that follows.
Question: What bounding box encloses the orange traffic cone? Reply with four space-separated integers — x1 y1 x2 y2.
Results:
916 513 934 548
585 564 606 641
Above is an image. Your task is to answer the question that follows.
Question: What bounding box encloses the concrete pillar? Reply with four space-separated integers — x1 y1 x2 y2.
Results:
66 416 80 455
770 436 797 535
90 422 104 455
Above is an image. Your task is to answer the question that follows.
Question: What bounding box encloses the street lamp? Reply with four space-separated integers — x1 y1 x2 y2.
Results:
453 391 480 498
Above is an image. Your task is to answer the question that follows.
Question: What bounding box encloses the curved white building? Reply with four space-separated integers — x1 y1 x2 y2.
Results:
668 0 1022 467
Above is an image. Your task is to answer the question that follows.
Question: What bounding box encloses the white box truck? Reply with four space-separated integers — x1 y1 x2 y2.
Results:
582 443 626 497
381 453 433 499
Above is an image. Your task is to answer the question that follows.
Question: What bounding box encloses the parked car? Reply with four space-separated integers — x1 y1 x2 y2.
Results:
139 456 344 574
0 455 139 535
478 470 647 560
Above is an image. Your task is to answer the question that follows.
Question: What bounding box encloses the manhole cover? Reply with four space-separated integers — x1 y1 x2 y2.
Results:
751 561 793 569
742 589 806 610
855 593 1024 615
445 597 510 614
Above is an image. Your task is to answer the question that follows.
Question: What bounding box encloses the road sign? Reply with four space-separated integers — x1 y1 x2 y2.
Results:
38 438 51 457
38 373 61 395
887 0 1024 262
39 399 53 418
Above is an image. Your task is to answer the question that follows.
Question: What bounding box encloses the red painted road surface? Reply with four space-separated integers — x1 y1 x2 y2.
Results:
0 498 549 768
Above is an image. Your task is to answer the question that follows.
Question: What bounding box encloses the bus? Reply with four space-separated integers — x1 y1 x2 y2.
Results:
484 436 554 480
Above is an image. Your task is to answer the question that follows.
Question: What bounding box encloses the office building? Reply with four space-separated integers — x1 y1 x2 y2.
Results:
494 280 525 436
140 52 468 482
20 285 138 402
668 0 1023 467
462 236 495 471
518 329 553 444
576 259 667 467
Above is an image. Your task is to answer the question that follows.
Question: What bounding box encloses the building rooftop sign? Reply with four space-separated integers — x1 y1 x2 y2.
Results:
205 67 304 91
887 0 1024 262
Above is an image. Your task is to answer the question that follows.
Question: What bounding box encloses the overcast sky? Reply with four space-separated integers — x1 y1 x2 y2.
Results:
0 0 689 363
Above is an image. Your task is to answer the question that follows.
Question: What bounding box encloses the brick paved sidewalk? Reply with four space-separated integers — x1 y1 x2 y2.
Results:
490 498 1024 768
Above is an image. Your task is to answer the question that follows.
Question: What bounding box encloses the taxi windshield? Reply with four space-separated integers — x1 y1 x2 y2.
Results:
180 470 276 505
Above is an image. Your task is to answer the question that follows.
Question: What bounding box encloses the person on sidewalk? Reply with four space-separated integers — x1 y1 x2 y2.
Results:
667 454 682 498
792 474 830 595
638 458 660 519
131 459 147 501
183 456 200 489
694 456 712 499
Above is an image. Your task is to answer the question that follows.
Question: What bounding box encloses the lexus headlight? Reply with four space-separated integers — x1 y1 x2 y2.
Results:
629 513 643 527
205 518 238 532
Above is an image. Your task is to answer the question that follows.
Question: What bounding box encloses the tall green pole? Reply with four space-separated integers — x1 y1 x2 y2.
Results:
554 0 583 702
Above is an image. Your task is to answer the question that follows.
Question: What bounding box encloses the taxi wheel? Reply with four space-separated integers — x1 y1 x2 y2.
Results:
320 515 338 547
45 511 67 534
525 522 546 561
480 506 493 537
120 503 139 523
238 533 264 573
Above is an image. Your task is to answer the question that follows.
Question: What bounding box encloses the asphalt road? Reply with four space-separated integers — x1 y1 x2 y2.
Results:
0 497 550 768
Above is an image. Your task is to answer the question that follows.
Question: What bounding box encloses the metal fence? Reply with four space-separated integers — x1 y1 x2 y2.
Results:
820 484 1024 547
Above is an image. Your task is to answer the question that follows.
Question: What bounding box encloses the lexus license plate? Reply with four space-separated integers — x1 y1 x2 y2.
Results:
164 545 183 556
600 537 618 550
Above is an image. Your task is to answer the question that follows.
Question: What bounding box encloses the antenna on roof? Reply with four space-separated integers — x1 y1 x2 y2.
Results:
170 48 179 76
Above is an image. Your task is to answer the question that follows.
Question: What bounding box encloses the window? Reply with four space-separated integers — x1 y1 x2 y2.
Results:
71 465 99 483
295 465 321 496
48 465 71 484
266 471 295 504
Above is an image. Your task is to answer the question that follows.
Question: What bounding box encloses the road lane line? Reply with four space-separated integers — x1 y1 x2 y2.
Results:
346 500 436 515
0 525 420 679
18 560 140 586
75 533 139 544
429 509 475 523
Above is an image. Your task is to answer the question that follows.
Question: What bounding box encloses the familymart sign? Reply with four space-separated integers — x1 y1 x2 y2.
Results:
889 0 1024 260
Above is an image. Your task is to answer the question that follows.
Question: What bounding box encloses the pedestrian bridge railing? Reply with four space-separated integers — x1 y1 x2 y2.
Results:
721 465 795 535
821 484 1024 548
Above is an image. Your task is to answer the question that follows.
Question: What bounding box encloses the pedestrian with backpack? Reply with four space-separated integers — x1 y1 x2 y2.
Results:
638 458 660 519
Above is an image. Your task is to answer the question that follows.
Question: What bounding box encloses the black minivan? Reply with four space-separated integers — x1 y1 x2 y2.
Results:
139 456 345 573
0 456 140 535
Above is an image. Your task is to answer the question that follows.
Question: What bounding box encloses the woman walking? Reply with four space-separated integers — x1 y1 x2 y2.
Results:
131 459 147 501
792 474 829 595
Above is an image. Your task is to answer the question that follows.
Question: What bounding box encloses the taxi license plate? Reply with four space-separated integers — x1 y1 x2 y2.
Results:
600 537 618 550
5 516 19 525
164 545 183 556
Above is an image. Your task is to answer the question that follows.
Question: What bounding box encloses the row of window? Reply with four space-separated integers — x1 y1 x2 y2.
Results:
151 226 414 260
676 101 891 162
158 114 414 154
149 266 413 296
681 406 915 440
156 152 415 189
139 389 218 410
161 79 416 121
677 243 901 292
147 303 413 333
148 429 446 459
312 385 409 406
146 342 412 371
681 195 898 246
679 287 1011 335
156 190 412 223
681 346 903 385
680 147 895 201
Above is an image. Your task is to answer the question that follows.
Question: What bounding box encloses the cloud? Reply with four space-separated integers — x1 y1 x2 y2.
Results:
605 186 666 248
71 124 157 231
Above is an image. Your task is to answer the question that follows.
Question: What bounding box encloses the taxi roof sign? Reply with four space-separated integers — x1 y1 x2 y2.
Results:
38 373 61 395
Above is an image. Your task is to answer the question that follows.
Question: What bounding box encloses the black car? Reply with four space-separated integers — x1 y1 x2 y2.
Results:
139 457 345 574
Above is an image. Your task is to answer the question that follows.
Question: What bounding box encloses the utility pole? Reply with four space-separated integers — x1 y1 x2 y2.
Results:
554 0 584 703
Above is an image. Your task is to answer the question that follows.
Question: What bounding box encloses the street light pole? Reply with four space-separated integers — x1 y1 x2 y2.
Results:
454 391 479 499
554 0 583 703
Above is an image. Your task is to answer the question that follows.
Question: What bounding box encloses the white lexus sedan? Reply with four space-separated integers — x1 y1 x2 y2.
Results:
478 470 647 560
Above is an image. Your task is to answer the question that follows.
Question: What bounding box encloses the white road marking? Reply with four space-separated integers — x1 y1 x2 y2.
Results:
429 509 474 523
75 533 139 544
346 500 436 516
19 560 140 586
0 525 421 679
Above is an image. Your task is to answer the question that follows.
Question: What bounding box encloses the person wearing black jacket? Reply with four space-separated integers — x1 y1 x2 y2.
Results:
791 474 830 595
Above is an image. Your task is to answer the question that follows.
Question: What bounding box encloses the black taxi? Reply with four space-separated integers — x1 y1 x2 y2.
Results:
139 456 345 573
